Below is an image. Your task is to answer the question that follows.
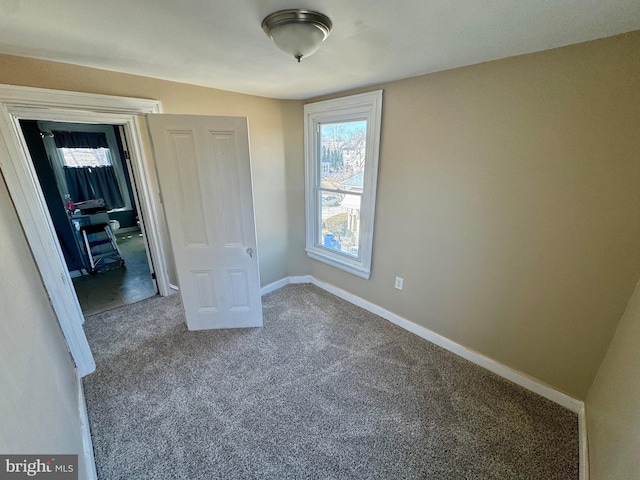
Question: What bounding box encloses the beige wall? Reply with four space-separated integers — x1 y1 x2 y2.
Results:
0 54 300 470
586 279 640 479
302 31 640 399
0 53 302 287
3 31 640 477
0 173 87 473
282 100 309 277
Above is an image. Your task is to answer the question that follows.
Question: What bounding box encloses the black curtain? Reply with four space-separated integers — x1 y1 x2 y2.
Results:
53 131 108 148
64 166 125 209
55 130 124 209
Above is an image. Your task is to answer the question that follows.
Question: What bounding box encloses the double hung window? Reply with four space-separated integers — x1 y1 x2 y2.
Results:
304 90 383 279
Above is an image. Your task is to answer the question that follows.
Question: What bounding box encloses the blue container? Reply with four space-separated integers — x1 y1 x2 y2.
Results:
323 233 341 251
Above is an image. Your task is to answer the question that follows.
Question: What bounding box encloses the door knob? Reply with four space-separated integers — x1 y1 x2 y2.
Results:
246 247 253 258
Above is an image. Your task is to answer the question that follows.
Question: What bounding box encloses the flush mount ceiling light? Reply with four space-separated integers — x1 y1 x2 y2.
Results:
262 9 332 62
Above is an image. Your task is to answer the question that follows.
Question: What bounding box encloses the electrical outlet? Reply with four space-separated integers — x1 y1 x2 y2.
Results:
395 276 404 290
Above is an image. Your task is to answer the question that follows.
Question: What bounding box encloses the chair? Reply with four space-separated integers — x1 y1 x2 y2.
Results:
79 223 125 273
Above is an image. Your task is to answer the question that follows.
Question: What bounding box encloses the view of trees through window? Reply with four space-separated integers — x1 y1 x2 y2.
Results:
318 120 367 257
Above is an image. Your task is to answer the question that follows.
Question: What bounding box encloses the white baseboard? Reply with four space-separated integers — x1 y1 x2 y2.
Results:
312 277 583 413
169 283 180 292
262 275 588 477
288 275 313 284
261 275 312 295
261 277 290 295
265 276 584 414
76 369 98 480
579 406 589 480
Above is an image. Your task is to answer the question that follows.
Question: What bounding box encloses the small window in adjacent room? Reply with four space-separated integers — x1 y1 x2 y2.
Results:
304 90 383 279
38 122 132 212
59 147 113 168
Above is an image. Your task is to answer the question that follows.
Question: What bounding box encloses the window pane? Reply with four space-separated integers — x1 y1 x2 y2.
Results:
319 121 367 191
305 90 382 278
319 192 361 258
60 147 112 167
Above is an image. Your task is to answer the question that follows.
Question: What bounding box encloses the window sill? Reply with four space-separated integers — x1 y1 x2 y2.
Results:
306 247 371 279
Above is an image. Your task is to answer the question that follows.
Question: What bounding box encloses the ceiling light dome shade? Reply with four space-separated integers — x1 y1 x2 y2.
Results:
262 9 332 62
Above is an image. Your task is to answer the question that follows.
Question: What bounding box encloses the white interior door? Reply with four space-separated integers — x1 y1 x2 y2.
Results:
146 114 263 330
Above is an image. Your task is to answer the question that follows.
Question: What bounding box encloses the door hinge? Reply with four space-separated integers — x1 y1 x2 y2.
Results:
151 272 156 280
124 150 131 160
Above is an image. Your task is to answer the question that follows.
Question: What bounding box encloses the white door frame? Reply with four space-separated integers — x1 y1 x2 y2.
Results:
0 84 168 376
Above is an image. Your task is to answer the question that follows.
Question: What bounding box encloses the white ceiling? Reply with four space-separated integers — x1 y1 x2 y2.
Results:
0 0 638 100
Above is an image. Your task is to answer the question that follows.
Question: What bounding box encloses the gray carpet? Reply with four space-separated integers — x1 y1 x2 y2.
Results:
83 284 578 479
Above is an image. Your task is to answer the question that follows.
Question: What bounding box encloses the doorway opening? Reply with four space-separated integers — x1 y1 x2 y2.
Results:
20 119 158 316
0 84 169 376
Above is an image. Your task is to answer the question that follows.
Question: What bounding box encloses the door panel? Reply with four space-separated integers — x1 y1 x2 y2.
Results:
146 114 262 330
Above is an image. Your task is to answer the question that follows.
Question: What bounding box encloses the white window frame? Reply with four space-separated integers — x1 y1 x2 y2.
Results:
304 90 383 279
38 121 133 212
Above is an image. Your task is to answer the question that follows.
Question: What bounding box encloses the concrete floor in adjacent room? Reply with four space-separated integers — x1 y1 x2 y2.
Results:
72 229 157 317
